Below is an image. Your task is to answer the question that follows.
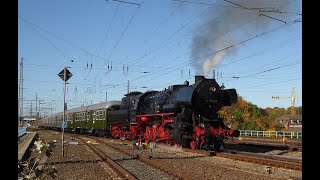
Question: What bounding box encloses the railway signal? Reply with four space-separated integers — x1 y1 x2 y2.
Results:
58 67 73 157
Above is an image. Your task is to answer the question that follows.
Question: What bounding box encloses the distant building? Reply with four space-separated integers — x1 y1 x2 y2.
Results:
276 114 302 132
21 116 38 127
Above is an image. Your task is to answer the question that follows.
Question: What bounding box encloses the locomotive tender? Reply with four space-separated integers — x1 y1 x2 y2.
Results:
38 75 240 150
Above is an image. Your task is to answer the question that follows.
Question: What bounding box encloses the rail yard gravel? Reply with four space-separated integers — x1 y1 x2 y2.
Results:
20 130 121 180
21 130 302 180
106 141 302 180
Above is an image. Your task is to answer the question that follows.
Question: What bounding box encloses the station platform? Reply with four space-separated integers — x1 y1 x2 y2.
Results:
18 132 37 161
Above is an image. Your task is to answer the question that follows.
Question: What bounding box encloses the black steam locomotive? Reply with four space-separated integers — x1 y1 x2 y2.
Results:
119 75 240 150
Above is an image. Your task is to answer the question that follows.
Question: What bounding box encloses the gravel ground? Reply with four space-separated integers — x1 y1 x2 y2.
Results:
19 130 122 180
19 130 302 180
106 140 302 180
80 136 176 180
264 149 302 158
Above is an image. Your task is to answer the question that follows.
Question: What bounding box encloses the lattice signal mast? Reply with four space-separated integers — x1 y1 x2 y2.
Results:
18 58 24 123
271 87 301 115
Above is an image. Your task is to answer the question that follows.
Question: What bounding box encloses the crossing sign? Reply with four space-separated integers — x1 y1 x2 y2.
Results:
58 67 73 82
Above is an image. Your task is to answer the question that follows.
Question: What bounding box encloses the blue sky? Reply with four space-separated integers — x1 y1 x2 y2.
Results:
18 0 302 117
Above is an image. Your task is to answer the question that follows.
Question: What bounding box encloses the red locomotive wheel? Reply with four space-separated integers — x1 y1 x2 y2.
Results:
190 140 197 150
199 136 205 150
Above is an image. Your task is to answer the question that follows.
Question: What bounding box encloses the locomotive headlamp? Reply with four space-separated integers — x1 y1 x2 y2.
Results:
226 123 232 129
199 123 205 129
209 87 216 92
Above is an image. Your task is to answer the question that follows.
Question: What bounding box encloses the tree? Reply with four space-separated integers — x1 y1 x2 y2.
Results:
219 96 300 131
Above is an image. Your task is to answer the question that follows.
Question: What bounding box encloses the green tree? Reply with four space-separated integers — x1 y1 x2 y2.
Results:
219 96 299 131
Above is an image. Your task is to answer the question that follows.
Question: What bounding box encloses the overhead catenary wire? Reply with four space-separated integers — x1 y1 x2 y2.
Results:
90 1 144 82
172 0 301 15
19 1 301 110
126 2 301 86
128 17 301 88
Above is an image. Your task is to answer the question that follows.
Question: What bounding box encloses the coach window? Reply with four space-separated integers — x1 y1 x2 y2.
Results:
69 114 72 124
95 110 98 120
100 110 103 120
92 111 95 124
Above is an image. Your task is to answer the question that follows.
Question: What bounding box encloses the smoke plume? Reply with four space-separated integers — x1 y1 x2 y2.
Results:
190 0 300 76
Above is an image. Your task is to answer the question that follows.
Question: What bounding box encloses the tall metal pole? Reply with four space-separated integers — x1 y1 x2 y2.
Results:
18 58 24 125
290 87 296 115
62 69 66 157
127 80 129 93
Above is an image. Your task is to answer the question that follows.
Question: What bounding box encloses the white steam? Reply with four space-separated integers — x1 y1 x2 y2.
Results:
203 50 226 75
189 0 300 76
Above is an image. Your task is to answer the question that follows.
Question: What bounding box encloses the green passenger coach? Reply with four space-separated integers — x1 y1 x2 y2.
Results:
40 101 129 136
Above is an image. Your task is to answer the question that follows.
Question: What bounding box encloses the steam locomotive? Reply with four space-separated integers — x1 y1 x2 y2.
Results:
38 75 239 151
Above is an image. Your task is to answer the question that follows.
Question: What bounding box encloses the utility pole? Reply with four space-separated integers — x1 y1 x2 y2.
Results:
106 92 107 102
36 93 39 118
29 102 33 117
127 80 129 93
271 87 301 115
39 101 45 118
35 93 38 112
23 96 44 118
18 58 24 125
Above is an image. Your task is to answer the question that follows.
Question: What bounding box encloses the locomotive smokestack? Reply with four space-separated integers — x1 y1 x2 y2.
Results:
195 75 205 83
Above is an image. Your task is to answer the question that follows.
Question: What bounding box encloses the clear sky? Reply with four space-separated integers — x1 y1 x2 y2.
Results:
18 0 302 117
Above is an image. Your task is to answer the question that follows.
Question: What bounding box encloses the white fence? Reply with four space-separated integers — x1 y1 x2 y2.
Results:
239 130 302 139
18 127 27 138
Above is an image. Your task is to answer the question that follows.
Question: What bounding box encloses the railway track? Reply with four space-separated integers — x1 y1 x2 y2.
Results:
182 148 302 171
81 135 302 172
78 136 187 180
227 137 302 152
77 136 136 180
217 151 302 171
90 136 302 174
53 132 302 179
228 140 302 152
89 136 197 180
